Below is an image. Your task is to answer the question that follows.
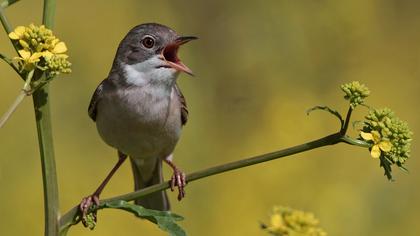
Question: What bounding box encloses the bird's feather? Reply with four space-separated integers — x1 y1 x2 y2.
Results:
88 79 107 121
174 83 188 126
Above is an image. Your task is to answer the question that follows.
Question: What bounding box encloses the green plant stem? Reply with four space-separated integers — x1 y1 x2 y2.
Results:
43 0 55 28
34 85 60 236
0 4 11 33
38 1 59 236
341 107 353 134
0 1 22 60
0 0 20 9
0 69 33 128
0 53 20 74
58 132 369 233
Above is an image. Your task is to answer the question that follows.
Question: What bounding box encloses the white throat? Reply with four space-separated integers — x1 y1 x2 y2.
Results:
122 55 178 87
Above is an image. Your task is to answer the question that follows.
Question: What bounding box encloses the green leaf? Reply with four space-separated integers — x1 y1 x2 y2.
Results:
306 105 344 127
99 200 186 236
379 156 394 181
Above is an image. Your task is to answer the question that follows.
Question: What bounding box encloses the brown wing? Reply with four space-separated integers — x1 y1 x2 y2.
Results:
174 83 188 126
88 79 106 122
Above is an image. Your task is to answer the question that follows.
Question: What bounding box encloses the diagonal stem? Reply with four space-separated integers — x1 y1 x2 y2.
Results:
0 69 33 128
0 0 20 9
341 106 353 134
0 0 22 61
59 131 370 233
0 53 20 74
0 4 11 33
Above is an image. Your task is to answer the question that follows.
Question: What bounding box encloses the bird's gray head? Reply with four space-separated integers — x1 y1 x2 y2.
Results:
111 23 197 86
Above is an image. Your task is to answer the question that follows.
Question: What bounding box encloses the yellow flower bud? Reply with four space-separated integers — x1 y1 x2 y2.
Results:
19 39 30 49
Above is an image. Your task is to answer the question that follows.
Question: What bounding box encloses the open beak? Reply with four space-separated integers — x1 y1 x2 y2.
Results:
161 36 198 75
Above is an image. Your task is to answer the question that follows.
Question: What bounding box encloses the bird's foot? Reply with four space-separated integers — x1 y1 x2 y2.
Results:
79 194 100 229
169 168 186 201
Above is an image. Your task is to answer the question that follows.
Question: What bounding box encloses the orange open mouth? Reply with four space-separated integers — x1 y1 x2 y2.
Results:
161 36 197 75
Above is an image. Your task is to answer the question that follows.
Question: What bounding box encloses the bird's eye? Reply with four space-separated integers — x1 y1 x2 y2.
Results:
142 36 155 48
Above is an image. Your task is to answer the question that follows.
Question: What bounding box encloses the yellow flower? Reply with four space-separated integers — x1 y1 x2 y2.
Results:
360 131 392 158
8 24 71 75
14 50 43 70
18 50 43 62
8 26 26 40
52 41 67 54
42 51 54 59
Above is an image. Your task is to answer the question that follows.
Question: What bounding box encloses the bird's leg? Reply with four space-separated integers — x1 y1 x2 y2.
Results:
79 151 128 227
164 158 186 201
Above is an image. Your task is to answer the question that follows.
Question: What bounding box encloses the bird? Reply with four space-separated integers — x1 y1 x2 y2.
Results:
79 23 196 224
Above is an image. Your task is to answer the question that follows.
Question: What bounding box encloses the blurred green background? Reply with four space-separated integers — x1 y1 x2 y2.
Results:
1 0 419 235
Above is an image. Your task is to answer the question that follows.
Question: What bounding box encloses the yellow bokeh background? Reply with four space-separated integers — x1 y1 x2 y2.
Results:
1 1 419 235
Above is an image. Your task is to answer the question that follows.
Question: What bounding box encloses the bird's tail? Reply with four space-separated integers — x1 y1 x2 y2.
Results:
130 157 170 211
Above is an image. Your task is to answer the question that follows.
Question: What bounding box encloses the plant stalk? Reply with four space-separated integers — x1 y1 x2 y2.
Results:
37 0 59 236
33 86 59 235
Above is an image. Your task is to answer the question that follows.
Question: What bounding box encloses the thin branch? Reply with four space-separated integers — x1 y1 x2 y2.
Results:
341 106 353 135
0 3 12 33
0 0 20 9
0 91 25 127
340 135 370 148
0 69 33 128
0 53 20 74
0 0 21 57
59 131 366 233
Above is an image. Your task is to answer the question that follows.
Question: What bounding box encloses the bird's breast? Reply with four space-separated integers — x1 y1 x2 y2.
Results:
95 86 182 159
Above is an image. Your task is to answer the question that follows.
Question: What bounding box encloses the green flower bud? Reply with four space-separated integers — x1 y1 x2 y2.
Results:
84 212 97 230
361 108 413 180
341 81 370 108
18 39 30 49
44 54 72 76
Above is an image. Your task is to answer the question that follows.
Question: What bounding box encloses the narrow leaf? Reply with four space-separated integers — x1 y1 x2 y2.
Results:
379 156 394 181
306 105 344 127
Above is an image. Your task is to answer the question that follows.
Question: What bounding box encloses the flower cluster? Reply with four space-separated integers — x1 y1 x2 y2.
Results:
341 81 370 108
262 206 327 236
8 24 71 77
360 108 413 180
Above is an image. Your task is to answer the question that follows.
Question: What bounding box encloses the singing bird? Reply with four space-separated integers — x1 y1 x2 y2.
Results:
80 23 196 219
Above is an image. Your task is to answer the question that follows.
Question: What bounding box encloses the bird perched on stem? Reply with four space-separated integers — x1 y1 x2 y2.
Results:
79 23 196 224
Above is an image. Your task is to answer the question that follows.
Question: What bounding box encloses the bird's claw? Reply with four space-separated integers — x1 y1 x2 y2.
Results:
79 195 100 229
170 169 186 201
